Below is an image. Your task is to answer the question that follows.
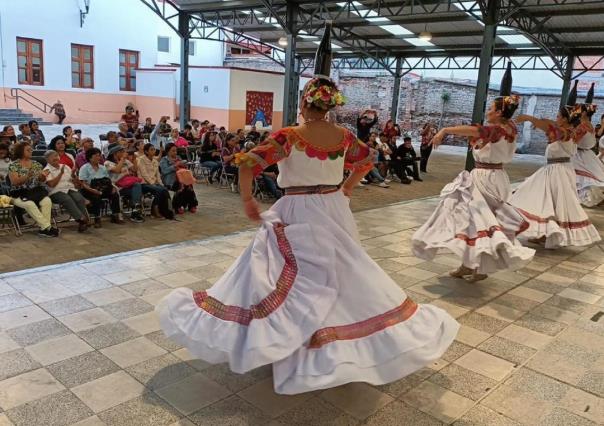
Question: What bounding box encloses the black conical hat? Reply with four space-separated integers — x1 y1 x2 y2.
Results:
585 82 595 104
567 80 578 106
499 62 513 96
313 21 333 78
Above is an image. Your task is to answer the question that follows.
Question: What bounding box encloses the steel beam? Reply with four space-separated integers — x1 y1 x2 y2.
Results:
559 55 574 109
467 0 499 171
179 12 191 128
282 2 300 127
391 58 403 122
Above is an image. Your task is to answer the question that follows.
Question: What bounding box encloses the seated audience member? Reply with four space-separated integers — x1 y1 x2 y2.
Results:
235 128 246 148
217 127 227 145
51 100 66 124
247 125 260 142
198 132 222 183
104 145 144 223
261 164 282 199
103 131 119 156
200 120 210 138
133 140 145 159
8 142 58 237
137 143 174 219
0 126 17 146
79 148 125 227
183 125 196 145
160 142 198 213
0 144 11 193
143 117 155 137
260 131 270 143
48 136 76 169
75 138 98 169
170 128 189 147
62 126 78 150
391 136 422 184
221 133 240 185
118 122 134 140
17 123 32 143
357 109 378 140
364 132 390 188
74 129 82 141
43 150 88 232
157 116 172 141
29 120 46 148
121 104 139 132
191 119 201 143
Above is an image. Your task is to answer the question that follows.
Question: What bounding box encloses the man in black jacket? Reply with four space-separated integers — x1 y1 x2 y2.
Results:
391 136 422 183
356 109 378 141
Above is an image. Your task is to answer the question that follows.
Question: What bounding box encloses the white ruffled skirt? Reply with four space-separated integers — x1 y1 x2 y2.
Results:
412 170 534 274
510 162 601 248
156 191 459 394
572 149 604 207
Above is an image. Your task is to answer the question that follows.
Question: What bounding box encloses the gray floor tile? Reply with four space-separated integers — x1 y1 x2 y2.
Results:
544 296 594 315
39 296 95 317
543 340 600 368
523 279 566 295
429 364 498 401
97 392 182 426
577 371 604 397
126 354 196 390
201 363 272 393
0 349 41 381
441 341 474 363
4 390 93 426
375 368 434 398
365 400 445 426
538 407 598 426
514 313 567 337
120 279 169 297
0 294 32 314
144 331 183 352
569 281 604 297
506 368 571 403
453 405 521 426
493 294 541 312
102 299 154 321
477 336 537 365
78 322 141 349
188 395 272 426
458 313 510 335
7 318 70 346
47 351 121 388
273 397 347 426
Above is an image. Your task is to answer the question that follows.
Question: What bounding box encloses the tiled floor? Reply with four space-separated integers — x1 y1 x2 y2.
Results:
0 197 602 426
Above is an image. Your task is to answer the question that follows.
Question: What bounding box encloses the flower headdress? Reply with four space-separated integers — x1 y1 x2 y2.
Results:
303 78 346 110
502 94 520 107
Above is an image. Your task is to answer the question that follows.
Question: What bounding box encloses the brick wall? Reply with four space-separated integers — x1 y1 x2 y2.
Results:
224 58 604 154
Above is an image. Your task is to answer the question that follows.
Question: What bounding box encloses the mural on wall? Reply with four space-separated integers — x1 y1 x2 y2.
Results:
246 91 273 126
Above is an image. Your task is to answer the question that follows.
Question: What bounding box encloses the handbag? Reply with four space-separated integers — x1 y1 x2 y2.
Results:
116 175 143 189
176 169 196 186
10 186 48 204
90 177 114 197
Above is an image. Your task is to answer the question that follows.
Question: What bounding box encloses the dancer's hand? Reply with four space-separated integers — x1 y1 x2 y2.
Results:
430 130 445 147
243 197 261 222
342 185 353 198
516 114 530 123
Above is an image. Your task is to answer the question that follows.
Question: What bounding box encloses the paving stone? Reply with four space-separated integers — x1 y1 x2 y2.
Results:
429 364 498 401
402 381 475 424
522 279 566 295
101 298 154 320
497 324 553 350
7 318 71 346
492 294 541 312
202 363 272 393
145 330 183 352
77 322 141 349
0 333 20 354
458 312 509 335
455 326 492 347
482 383 555 425
320 382 394 420
0 368 65 410
365 400 445 426
121 311 160 335
558 288 601 305
100 336 167 368
514 313 567 337
47 351 121 388
569 281 604 297
454 349 516 381
188 395 272 426
39 295 95 317
0 349 41 381
537 407 598 426
4 389 93 426
453 404 521 426
120 279 169 297
376 367 434 397
25 334 93 366
477 336 537 365
155 373 230 416
508 286 552 303
441 341 473 363
238 378 315 418
71 371 145 413
505 368 571 403
545 296 595 315
475 303 525 323
126 353 196 390
97 393 182 426
273 396 349 426
560 386 604 423
59 308 115 333
577 370 604 397
0 294 31 314
0 305 50 330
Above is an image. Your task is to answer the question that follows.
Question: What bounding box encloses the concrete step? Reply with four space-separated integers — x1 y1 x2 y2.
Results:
0 120 51 126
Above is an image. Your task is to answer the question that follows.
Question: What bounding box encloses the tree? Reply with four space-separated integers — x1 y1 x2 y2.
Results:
439 91 451 128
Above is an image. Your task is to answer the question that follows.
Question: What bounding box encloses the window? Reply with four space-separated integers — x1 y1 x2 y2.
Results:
71 44 94 89
189 40 195 56
226 43 271 57
157 36 170 53
16 37 44 85
119 49 139 91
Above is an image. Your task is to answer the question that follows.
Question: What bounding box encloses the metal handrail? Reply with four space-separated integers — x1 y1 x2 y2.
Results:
9 88 53 114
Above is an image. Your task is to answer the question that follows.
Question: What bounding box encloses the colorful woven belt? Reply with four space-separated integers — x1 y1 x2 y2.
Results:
547 157 570 164
475 162 503 170
283 185 341 196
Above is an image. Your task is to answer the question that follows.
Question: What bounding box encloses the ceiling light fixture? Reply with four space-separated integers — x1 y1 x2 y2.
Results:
418 24 432 41
278 37 288 47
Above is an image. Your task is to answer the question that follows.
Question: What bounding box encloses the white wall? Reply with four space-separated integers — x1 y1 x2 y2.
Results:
136 70 176 98
0 0 224 94
229 69 284 111
188 68 230 109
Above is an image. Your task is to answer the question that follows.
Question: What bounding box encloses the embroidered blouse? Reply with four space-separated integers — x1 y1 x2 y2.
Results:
470 123 518 165
235 127 375 187
573 122 596 150
545 124 577 159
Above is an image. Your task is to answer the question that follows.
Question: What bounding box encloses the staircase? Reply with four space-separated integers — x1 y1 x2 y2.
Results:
0 108 50 126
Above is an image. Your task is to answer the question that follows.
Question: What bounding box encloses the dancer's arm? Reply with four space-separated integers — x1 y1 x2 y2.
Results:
431 125 479 147
516 114 555 132
238 165 261 222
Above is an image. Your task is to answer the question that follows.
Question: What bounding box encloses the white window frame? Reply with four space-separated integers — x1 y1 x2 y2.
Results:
157 36 170 53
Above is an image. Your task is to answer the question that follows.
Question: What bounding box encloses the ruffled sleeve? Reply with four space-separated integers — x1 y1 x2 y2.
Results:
235 128 291 176
572 122 592 143
344 131 377 174
546 124 573 144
